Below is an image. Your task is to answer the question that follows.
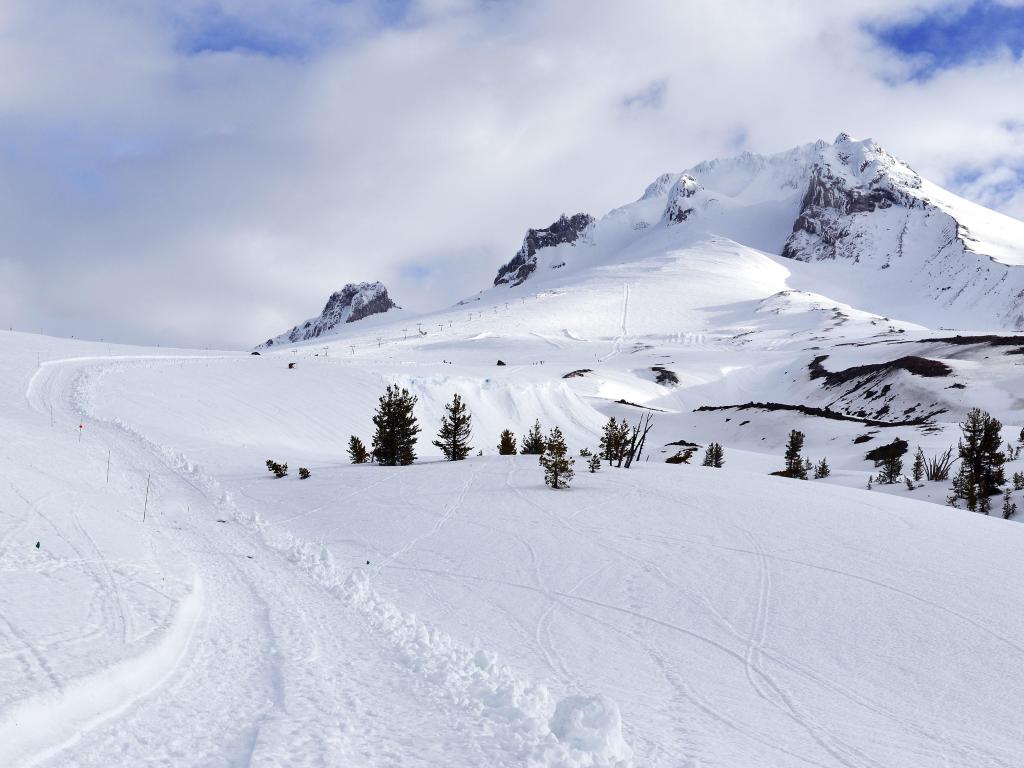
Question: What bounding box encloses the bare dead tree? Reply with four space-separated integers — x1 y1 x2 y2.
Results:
624 412 655 468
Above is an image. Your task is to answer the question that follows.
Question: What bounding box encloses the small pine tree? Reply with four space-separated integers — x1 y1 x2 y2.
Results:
666 448 695 464
1002 489 1017 520
599 417 619 465
587 454 601 473
520 419 546 455
1019 426 1024 445
904 476 914 491
615 420 632 466
372 385 421 466
265 459 288 478
433 393 473 461
878 453 903 484
702 442 724 468
579 447 592 457
814 457 830 479
298 467 311 479
783 430 807 479
911 448 924 482
867 475 873 490
348 436 369 464
1014 471 1024 491
540 427 575 489
497 429 517 455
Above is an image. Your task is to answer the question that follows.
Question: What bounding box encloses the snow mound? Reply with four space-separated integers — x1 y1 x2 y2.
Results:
545 694 634 767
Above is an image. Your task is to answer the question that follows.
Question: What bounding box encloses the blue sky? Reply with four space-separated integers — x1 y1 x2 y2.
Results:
171 0 414 57
873 1 1024 79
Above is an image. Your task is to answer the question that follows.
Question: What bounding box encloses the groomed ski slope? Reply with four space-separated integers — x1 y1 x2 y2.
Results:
3 331 1024 767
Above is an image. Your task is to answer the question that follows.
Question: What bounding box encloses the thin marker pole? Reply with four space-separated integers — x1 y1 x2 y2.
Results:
106 449 111 484
142 475 151 522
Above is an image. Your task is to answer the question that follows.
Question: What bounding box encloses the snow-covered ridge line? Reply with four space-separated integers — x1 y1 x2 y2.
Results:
68 357 635 768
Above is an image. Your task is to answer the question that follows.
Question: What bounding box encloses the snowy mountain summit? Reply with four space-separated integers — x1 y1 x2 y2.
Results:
257 282 398 348
491 133 1024 330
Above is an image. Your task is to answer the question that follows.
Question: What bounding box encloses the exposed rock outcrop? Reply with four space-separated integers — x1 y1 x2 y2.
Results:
493 213 594 287
257 282 398 349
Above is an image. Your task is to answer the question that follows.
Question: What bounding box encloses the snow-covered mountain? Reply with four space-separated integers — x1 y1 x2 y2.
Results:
491 133 1024 330
257 282 399 349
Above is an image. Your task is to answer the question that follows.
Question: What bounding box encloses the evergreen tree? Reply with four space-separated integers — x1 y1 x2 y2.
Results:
598 417 619 465
877 453 903 484
814 457 830 479
540 427 575 489
371 385 421 466
614 420 631 467
432 393 473 461
702 442 724 468
783 430 807 479
1014 471 1024 491
520 419 546 455
265 458 287 478
1001 488 1017 520
587 453 601 473
298 467 311 479
348 436 369 464
497 429 517 455
956 407 1006 513
911 447 925 482
1019 426 1024 445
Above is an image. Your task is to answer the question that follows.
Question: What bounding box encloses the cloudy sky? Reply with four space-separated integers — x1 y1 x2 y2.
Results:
2 0 1023 348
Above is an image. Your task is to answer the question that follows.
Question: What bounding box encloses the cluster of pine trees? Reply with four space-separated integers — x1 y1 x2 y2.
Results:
856 407 1022 519
946 407 1020 517
597 414 654 468
264 459 310 479
340 387 587 489
772 430 829 480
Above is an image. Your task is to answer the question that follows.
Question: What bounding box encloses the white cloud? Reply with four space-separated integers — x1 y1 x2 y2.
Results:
0 0 1022 347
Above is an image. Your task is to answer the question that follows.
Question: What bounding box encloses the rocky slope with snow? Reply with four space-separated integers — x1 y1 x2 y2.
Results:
257 282 398 349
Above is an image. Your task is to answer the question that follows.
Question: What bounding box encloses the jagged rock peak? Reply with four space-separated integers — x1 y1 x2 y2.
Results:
493 213 594 287
257 282 398 349
664 174 702 224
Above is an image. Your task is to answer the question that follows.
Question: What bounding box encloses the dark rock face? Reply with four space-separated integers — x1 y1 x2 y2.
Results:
664 175 701 225
493 213 594 287
865 439 909 466
287 284 397 342
781 165 909 261
809 354 951 385
258 282 398 349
